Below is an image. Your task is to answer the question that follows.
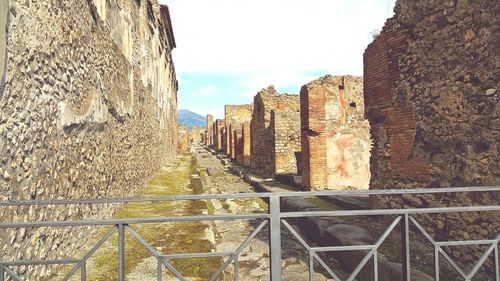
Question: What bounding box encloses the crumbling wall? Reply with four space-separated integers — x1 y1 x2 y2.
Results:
241 122 251 166
271 109 301 175
206 114 213 146
250 86 299 178
225 104 252 159
364 0 499 268
0 0 7 98
0 0 178 279
178 125 190 152
191 126 202 143
301 75 371 190
214 119 225 151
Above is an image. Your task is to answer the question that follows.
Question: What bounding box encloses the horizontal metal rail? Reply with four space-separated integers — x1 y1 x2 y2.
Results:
0 186 498 207
0 187 499 281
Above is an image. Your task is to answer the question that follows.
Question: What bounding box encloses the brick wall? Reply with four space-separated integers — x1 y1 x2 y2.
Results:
271 109 301 175
225 104 252 159
251 86 300 178
206 114 213 146
214 119 226 150
178 125 190 152
242 122 251 166
301 75 371 190
364 0 499 269
191 126 202 143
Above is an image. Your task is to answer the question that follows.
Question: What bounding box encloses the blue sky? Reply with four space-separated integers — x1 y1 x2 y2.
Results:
160 0 397 119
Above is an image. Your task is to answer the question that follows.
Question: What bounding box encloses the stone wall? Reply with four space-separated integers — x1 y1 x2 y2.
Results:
241 122 251 166
178 125 190 152
214 119 225 151
271 109 301 175
225 104 252 159
0 0 178 279
364 0 499 267
250 86 299 178
0 0 7 97
205 114 213 146
191 126 202 143
301 75 371 190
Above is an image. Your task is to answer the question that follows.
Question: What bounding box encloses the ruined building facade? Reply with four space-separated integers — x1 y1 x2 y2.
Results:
364 0 499 265
250 86 300 178
0 0 178 279
191 125 202 143
178 125 190 152
225 104 252 162
301 76 371 190
205 114 214 146
214 119 226 151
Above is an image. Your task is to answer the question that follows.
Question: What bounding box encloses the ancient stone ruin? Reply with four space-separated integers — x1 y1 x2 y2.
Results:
205 114 214 146
301 75 371 190
271 109 301 175
178 125 190 152
224 104 252 161
191 125 202 144
250 86 300 178
0 0 178 279
214 119 226 151
364 0 499 266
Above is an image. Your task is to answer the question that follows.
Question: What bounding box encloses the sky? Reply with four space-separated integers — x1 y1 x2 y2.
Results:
159 0 397 119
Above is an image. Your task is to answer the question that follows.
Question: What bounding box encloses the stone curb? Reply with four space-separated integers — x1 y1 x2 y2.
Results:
225 163 433 281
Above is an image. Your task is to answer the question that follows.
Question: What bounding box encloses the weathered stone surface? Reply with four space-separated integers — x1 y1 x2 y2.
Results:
250 86 300 177
0 1 178 279
301 75 371 190
0 0 7 98
271 109 301 175
225 104 252 161
191 125 202 143
241 121 251 166
178 124 190 152
214 119 226 151
364 0 500 268
205 114 214 146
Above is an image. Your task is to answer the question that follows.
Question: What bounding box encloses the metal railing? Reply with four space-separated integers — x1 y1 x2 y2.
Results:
0 186 499 281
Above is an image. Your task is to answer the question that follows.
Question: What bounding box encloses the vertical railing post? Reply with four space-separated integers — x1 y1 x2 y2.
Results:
308 250 314 281
269 196 282 281
401 214 410 281
434 246 440 281
233 255 239 281
494 244 499 281
0 264 4 281
118 224 126 281
81 261 86 281
157 257 162 281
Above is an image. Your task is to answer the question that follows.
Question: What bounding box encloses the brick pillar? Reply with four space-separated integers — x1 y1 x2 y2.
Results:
233 130 239 161
225 125 231 155
215 119 225 150
206 114 213 147
300 86 327 190
242 122 251 166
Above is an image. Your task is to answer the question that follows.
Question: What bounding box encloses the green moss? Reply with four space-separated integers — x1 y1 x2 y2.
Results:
81 155 223 280
304 197 341 211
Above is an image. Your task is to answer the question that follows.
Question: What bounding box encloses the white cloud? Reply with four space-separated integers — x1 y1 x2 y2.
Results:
162 0 396 117
160 0 395 76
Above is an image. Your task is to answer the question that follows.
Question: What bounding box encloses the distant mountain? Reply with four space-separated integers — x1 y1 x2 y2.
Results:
178 109 206 130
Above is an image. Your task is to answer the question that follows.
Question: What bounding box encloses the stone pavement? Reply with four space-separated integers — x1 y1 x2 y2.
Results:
194 144 337 280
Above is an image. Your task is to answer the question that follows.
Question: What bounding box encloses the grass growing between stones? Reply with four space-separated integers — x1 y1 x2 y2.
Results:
80 155 223 281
